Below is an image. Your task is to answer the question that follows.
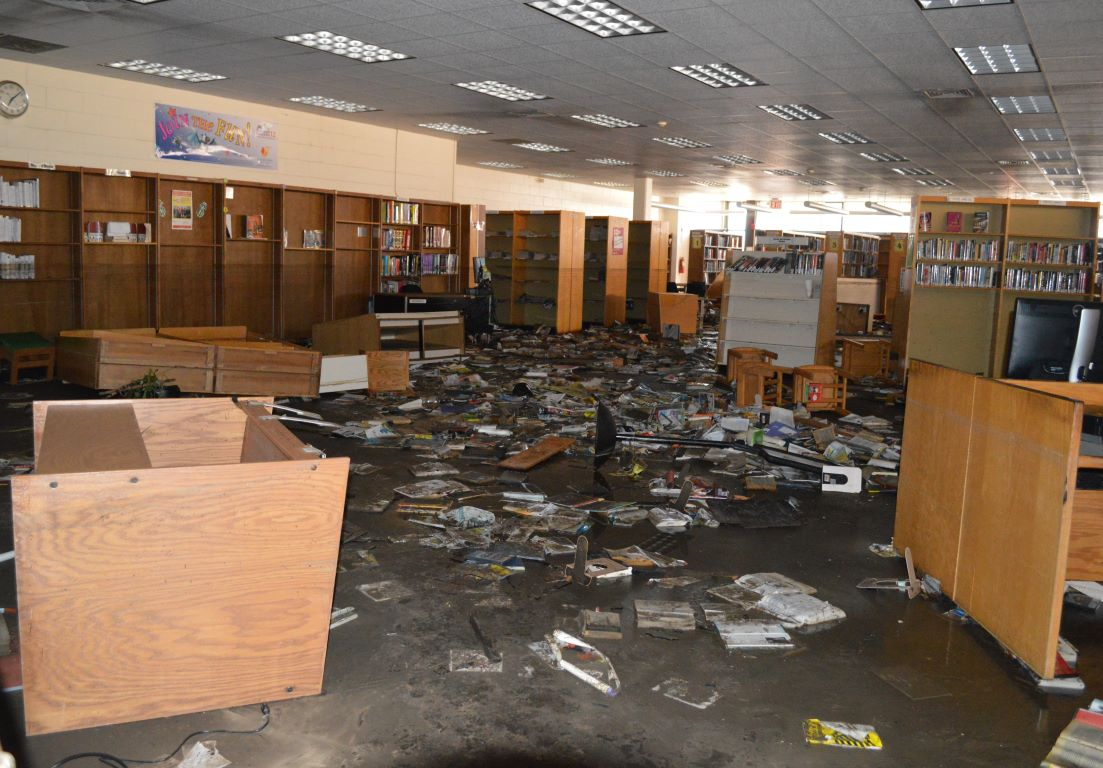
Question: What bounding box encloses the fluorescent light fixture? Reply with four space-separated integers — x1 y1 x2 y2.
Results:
544 172 577 178
739 201 773 213
646 170 684 177
587 157 633 166
289 96 377 113
670 63 764 88
892 167 934 176
1042 166 1081 176
997 159 1032 166
804 201 848 215
278 31 411 62
819 131 871 145
758 104 830 121
455 80 548 101
479 161 524 169
915 178 955 187
1014 127 1067 142
593 181 629 187
689 179 727 188
714 154 761 166
991 95 1055 114
104 59 226 82
418 122 488 135
865 201 908 216
1051 179 1086 188
125 0 171 4
513 142 570 152
571 113 640 128
798 178 835 187
765 169 802 177
1030 149 1073 162
652 136 711 149
917 0 1013 8
953 44 1038 74
526 0 664 37
860 151 909 162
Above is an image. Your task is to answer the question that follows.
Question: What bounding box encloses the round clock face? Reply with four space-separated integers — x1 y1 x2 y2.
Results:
0 81 29 118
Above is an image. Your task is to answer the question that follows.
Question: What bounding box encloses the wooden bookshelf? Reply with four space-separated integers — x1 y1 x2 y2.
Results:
333 192 376 321
826 231 881 279
157 176 220 328
280 187 332 341
900 196 1101 377
418 202 459 295
460 204 486 290
583 215 629 326
627 220 669 323
689 229 743 285
878 232 909 318
224 182 280 336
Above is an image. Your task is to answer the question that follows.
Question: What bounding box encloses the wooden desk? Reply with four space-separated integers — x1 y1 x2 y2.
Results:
896 361 1103 680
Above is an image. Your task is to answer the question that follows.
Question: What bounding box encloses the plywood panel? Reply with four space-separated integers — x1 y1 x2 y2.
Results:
11 457 348 734
281 250 326 340
907 288 996 376
223 241 276 336
894 360 977 594
954 378 1080 679
158 246 216 327
36 403 151 474
82 245 150 329
1069 491 1103 580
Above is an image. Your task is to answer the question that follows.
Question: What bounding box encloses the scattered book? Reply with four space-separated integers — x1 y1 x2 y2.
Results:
972 211 989 233
580 609 622 640
945 211 963 233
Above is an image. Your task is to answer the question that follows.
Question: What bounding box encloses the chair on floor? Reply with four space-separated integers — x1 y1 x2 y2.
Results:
792 365 847 413
0 332 55 385
840 338 891 380
735 361 784 408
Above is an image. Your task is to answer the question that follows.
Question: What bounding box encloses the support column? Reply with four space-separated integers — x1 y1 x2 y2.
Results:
632 177 653 220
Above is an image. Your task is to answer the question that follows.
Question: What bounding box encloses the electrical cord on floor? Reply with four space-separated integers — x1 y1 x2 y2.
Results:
48 703 270 768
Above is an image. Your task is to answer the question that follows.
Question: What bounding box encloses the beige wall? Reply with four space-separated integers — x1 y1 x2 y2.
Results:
0 58 632 214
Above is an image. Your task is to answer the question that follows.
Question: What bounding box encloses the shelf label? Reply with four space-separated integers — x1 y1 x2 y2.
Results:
28 161 55 170
225 186 235 200
106 168 131 177
758 235 810 247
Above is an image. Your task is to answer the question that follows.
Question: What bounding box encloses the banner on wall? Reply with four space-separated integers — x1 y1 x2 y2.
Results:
154 103 278 169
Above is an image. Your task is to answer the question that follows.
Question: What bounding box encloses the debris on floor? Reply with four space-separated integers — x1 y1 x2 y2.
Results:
547 630 621 697
449 649 503 673
802 719 884 750
651 677 721 710
1043 706 1103 767
176 741 231 768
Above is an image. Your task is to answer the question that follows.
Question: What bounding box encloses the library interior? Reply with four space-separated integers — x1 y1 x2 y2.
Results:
1 0 1103 765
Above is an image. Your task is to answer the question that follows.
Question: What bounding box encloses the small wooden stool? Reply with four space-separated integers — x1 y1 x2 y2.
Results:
736 361 784 408
725 346 778 384
840 338 891 380
792 365 847 413
0 332 55 384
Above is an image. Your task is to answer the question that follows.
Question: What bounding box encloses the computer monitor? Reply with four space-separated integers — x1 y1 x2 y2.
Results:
1005 298 1103 382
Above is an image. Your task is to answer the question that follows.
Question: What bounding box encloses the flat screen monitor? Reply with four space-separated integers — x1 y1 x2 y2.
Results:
1006 298 1103 382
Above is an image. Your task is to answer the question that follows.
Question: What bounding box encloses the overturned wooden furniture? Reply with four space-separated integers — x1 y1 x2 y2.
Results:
735 361 784 408
725 346 778 385
647 292 700 336
792 365 847 413
0 332 55 384
840 338 891 380
895 360 1103 681
57 326 321 396
312 311 464 361
11 398 349 734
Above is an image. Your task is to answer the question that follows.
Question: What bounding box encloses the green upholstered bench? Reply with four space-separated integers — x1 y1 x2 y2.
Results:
0 333 55 384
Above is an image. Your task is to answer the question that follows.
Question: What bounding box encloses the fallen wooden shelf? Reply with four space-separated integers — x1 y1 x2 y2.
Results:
498 436 575 471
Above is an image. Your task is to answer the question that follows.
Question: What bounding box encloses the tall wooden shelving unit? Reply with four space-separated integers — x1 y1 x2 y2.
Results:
827 231 881 278
901 195 1100 377
157 175 221 328
224 181 280 336
688 229 743 285
0 162 81 339
333 192 376 322
460 204 486 290
281 187 333 341
878 232 909 318
627 220 669 323
583 215 629 326
486 211 514 326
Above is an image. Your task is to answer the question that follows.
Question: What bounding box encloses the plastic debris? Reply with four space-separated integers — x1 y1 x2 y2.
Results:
803 719 883 750
652 678 720 710
548 630 621 697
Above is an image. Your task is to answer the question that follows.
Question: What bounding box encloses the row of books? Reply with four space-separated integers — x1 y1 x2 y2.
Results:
916 264 998 288
1005 268 1089 294
382 228 412 251
1006 240 1091 265
706 234 741 248
420 253 458 275
0 253 35 280
729 254 788 273
919 210 990 233
918 238 999 261
0 215 21 242
84 221 152 243
382 201 419 225
0 177 39 208
379 253 459 277
423 225 452 248
730 251 825 274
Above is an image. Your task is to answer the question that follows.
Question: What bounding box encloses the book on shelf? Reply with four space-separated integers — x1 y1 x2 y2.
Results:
0 215 21 243
303 229 325 248
225 213 232 238
945 212 963 233
916 263 997 288
918 212 932 233
86 221 151 243
383 201 419 225
420 252 457 276
244 214 264 239
728 250 824 274
383 228 413 250
1006 240 1090 265
972 211 989 234
0 252 34 280
381 253 419 277
423 225 453 248
1005 268 1089 294
918 238 998 261
0 177 39 208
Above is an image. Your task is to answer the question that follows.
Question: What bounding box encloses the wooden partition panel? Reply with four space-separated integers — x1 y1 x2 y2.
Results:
158 179 219 327
894 360 979 594
953 379 1080 679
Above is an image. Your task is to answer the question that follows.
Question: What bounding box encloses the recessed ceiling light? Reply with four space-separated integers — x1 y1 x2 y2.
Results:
1042 166 1080 176
819 131 870 144
419 122 488 135
278 31 411 63
455 80 548 101
105 59 226 82
571 113 640 128
526 0 664 37
690 179 728 188
1030 149 1073 162
289 96 377 113
798 178 835 187
652 136 711 149
917 0 1012 8
915 178 955 187
587 157 633 166
765 169 803 177
991 95 1055 114
1014 127 1066 142
479 161 524 169
646 169 684 177
512 142 570 152
714 154 761 165
860 151 909 162
758 104 831 121
544 172 577 179
670 63 764 88
593 181 629 187
953 44 1038 74
997 159 1031 166
893 167 934 176
1051 179 1086 188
